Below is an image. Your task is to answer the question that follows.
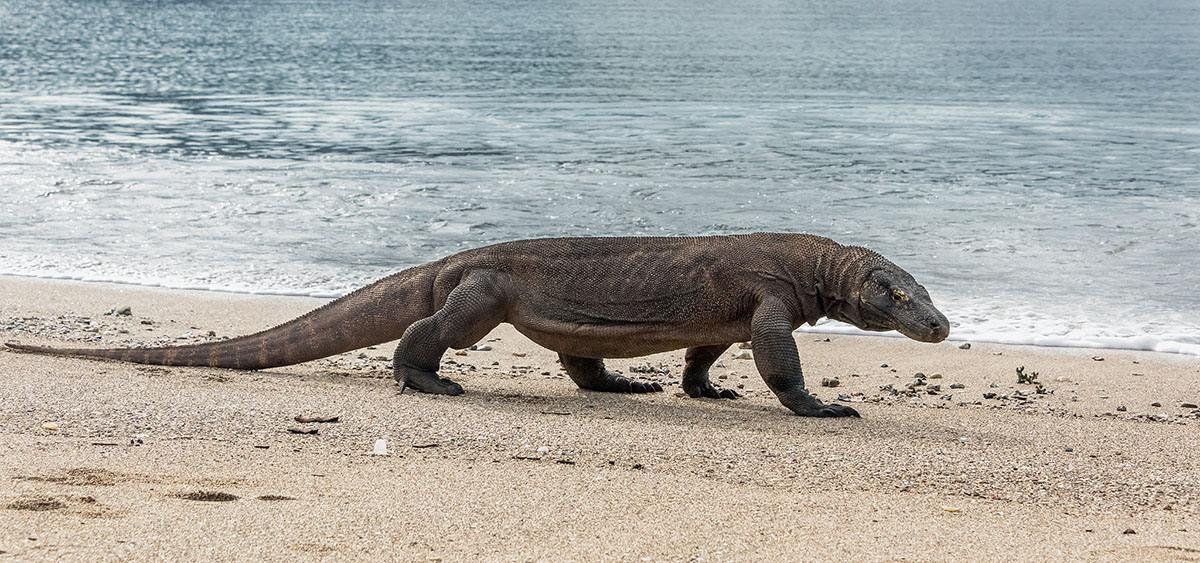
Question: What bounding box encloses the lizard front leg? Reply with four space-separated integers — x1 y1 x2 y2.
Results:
558 355 663 393
682 344 739 399
394 271 507 396
752 297 859 418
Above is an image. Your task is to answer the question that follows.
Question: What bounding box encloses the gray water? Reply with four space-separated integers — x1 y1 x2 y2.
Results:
1 0 1198 353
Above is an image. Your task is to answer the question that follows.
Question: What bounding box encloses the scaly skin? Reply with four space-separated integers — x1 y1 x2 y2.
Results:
6 233 950 417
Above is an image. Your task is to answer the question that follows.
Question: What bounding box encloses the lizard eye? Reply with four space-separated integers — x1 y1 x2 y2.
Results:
891 288 908 303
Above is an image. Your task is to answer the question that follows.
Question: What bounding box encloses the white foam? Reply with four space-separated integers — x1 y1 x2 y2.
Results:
798 319 1200 357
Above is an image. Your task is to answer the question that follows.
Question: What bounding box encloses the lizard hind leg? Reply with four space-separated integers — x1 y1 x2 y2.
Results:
558 354 663 394
393 271 507 396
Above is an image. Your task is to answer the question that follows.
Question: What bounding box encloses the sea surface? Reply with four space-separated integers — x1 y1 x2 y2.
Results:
1 0 1198 354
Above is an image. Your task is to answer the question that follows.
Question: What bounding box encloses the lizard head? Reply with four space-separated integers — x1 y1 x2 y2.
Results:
851 264 949 343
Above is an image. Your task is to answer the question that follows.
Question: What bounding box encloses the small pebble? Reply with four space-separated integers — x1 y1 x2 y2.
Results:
1181 402 1198 409
731 350 753 360
1122 528 1136 535
949 383 965 389
471 344 493 351
958 343 971 350
41 422 60 432
929 373 943 380
1116 405 1127 412
1092 356 1104 361
820 378 840 388
1151 402 1162 407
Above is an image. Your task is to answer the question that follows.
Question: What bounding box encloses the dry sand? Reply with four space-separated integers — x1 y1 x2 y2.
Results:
1 275 1198 561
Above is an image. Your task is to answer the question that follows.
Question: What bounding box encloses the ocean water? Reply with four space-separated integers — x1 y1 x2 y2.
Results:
1 0 1198 354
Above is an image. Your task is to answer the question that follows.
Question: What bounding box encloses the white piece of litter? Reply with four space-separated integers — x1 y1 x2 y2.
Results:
372 439 388 456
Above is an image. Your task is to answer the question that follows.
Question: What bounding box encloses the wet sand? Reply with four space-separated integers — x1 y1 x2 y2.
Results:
1 275 1198 560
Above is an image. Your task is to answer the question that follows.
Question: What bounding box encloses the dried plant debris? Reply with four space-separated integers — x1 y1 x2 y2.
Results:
5 495 67 511
293 414 339 424
172 491 240 502
19 467 123 486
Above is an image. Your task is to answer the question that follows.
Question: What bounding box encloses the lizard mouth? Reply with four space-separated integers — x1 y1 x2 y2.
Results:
861 301 949 343
896 321 949 343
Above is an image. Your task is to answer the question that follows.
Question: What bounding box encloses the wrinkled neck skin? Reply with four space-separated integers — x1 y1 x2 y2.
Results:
784 241 874 329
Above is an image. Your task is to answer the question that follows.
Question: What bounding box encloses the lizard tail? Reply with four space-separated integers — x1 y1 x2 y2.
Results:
4 264 438 369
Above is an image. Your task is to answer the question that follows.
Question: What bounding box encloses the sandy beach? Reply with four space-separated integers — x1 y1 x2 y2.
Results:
1 274 1198 561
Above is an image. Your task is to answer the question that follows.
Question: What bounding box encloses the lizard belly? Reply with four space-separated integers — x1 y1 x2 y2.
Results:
507 302 750 358
504 278 750 358
508 321 749 358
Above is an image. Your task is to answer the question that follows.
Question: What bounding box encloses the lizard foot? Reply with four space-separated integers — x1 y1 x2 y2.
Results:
808 403 860 417
779 392 860 418
583 371 663 394
682 382 740 399
788 403 860 418
396 366 464 396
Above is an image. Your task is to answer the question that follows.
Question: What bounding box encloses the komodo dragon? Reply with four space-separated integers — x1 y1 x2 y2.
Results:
7 233 949 417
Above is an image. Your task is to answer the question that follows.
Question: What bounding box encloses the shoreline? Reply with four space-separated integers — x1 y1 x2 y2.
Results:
4 271 1198 358
2 275 1198 559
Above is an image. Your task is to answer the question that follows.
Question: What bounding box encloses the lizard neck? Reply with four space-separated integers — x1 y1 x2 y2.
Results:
811 242 874 326
774 238 851 326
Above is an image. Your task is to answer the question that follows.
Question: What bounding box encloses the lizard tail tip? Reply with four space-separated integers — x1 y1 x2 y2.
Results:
5 342 49 353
